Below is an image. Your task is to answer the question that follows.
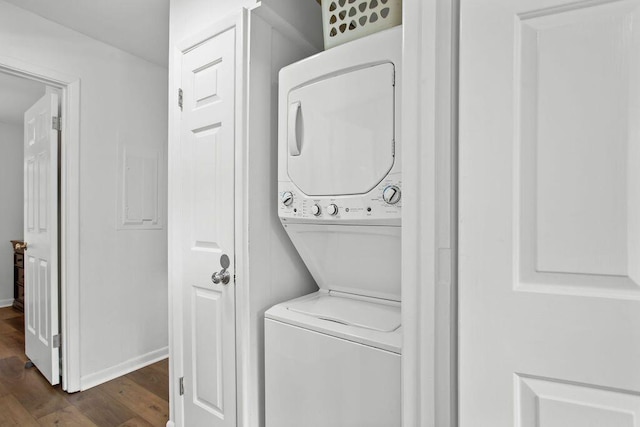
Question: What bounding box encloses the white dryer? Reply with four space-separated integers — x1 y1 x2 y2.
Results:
265 26 402 427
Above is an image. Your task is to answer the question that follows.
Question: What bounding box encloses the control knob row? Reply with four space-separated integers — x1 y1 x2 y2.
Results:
284 188 403 212
311 204 337 216
281 194 337 217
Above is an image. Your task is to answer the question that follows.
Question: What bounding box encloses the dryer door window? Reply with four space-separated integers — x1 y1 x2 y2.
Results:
287 63 395 196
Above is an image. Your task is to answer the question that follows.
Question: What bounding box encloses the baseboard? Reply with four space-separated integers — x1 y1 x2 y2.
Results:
166 421 175 427
0 299 14 308
80 346 168 391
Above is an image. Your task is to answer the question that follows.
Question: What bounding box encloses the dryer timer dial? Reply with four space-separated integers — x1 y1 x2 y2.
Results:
281 191 294 206
382 185 401 205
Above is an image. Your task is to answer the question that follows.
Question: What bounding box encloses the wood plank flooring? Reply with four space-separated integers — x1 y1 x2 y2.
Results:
0 306 169 426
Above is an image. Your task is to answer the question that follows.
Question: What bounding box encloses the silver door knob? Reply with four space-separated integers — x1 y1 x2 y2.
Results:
211 254 231 285
211 270 230 285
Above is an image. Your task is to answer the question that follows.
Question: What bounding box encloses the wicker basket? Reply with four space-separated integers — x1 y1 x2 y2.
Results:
320 0 402 49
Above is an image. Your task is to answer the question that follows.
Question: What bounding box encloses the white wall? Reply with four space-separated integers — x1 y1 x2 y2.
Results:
168 0 320 53
243 12 320 426
0 0 168 388
169 0 254 46
0 121 23 307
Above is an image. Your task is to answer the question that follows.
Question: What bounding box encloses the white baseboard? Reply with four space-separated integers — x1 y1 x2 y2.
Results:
0 299 14 308
80 346 168 391
166 421 175 427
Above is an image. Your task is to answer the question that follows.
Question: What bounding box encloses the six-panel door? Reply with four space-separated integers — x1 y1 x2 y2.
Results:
179 27 237 427
23 93 60 386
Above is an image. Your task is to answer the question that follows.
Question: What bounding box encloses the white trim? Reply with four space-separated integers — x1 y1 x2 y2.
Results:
434 2 459 426
167 11 245 427
402 0 458 426
80 347 169 391
0 56 81 393
166 422 175 427
62 75 81 394
234 9 250 427
0 299 14 308
167 21 184 427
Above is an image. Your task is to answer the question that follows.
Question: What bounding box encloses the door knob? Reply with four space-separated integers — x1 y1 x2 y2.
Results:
14 242 27 251
211 254 231 285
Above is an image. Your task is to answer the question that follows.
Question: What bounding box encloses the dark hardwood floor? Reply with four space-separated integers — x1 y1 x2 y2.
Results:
0 306 169 426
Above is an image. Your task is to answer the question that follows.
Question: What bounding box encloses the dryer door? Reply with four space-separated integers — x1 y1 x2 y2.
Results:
287 63 395 196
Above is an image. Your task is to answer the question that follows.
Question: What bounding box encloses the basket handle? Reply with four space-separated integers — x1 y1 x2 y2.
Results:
288 101 302 156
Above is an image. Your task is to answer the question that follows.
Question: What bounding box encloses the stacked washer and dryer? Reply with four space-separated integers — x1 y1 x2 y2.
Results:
265 26 402 427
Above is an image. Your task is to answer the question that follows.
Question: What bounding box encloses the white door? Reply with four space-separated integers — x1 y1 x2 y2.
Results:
179 27 237 427
460 1 640 426
23 93 60 386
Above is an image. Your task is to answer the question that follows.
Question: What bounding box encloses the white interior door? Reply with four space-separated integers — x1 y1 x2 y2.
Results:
179 26 237 427
23 93 60 386
460 1 640 425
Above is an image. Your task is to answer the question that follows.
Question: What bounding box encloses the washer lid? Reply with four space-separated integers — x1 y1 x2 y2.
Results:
286 292 400 333
286 63 395 196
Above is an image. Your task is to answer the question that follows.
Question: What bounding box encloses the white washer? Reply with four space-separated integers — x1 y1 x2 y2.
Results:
266 26 402 427
265 292 401 427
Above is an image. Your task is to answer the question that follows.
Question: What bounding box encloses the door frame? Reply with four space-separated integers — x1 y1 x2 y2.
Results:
0 56 81 392
401 0 459 426
167 10 247 427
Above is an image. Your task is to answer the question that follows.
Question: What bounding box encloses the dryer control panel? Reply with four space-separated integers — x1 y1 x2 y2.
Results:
278 173 401 224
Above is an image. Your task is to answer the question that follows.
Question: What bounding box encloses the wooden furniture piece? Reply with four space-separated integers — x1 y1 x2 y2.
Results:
10 240 25 312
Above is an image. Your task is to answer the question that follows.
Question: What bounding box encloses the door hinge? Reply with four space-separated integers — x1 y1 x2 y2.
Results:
178 88 183 110
179 377 184 396
392 68 395 86
53 334 61 348
52 116 61 131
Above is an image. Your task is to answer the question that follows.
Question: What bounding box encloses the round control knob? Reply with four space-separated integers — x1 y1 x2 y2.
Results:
327 204 339 216
311 204 321 216
281 191 293 206
382 185 401 205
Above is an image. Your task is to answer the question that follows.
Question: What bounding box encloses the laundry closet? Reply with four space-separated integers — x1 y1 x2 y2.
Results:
266 26 402 427
167 0 407 426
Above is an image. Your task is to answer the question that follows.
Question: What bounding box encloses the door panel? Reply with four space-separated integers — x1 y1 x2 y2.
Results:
193 288 223 412
23 93 59 386
460 0 640 425
180 26 237 427
517 376 640 427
